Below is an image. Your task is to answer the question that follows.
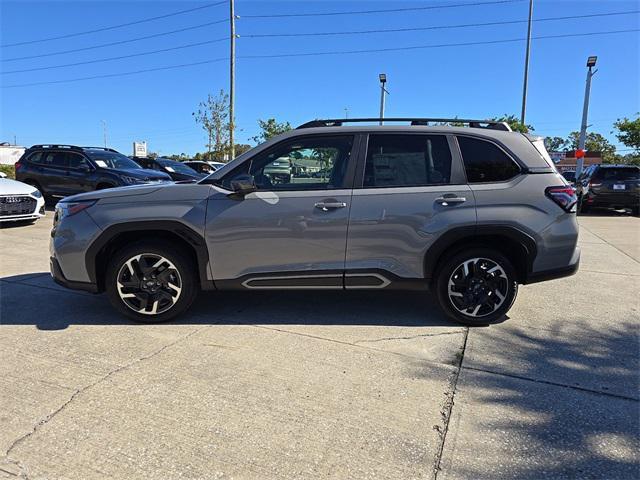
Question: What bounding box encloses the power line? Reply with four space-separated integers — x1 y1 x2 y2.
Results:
2 58 228 88
3 29 637 88
240 0 523 18
241 11 639 38
3 19 228 62
1 1 227 48
238 29 640 59
2 38 228 74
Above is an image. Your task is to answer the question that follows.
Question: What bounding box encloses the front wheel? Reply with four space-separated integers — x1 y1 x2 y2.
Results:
435 248 518 326
105 241 198 323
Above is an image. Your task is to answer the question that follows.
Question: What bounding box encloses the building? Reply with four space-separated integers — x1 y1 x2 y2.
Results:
551 151 602 173
0 143 25 165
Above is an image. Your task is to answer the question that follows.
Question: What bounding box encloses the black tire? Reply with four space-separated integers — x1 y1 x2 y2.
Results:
435 248 518 326
631 206 640 217
105 241 199 323
578 195 590 214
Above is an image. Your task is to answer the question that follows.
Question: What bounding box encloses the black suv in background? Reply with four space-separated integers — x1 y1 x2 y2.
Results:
576 164 640 215
134 157 205 182
15 145 171 201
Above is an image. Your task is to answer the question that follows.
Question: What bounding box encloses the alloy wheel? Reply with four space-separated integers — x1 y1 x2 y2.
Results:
116 253 182 315
447 257 509 318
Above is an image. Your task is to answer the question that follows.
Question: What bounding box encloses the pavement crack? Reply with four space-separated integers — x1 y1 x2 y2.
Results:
433 327 469 479
354 331 464 344
3 325 207 478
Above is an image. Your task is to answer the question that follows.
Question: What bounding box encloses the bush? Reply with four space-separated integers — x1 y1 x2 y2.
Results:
0 164 15 179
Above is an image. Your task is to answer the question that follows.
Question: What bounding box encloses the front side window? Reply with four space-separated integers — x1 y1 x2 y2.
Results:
364 134 452 187
224 136 354 191
67 153 90 169
457 136 520 183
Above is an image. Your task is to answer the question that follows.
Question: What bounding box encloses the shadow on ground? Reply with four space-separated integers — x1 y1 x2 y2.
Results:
429 322 640 479
0 272 466 330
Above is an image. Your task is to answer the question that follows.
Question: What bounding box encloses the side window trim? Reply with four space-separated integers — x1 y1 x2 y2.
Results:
356 132 460 189
221 133 360 191
454 134 522 184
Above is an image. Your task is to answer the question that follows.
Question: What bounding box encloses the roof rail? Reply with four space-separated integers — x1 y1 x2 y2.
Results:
82 146 118 152
29 144 84 151
296 118 512 132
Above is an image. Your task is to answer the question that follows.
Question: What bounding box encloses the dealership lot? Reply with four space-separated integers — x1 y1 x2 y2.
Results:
0 213 638 479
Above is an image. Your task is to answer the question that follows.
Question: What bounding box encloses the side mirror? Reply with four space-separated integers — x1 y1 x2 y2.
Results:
229 174 257 196
79 164 92 172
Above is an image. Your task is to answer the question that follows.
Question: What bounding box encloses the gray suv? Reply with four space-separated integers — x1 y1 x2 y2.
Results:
50 118 580 325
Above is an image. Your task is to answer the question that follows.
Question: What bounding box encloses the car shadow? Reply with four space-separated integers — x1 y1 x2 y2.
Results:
0 272 479 330
578 207 637 217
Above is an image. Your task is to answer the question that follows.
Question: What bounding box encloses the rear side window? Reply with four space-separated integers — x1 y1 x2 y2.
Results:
41 152 68 167
593 167 639 181
457 136 520 183
364 134 452 187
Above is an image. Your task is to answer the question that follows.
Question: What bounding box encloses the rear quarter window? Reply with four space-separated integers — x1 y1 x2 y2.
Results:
457 136 520 183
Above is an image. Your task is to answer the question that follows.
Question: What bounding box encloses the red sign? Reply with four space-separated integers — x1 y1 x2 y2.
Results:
575 149 585 159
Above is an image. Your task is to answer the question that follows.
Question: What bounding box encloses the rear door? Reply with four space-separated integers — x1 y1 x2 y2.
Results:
345 133 475 286
39 151 70 196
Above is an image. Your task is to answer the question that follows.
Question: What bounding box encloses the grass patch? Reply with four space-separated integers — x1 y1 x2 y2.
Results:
0 164 16 179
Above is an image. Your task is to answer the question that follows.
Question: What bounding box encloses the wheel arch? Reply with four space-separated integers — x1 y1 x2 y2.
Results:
86 221 214 292
424 225 537 284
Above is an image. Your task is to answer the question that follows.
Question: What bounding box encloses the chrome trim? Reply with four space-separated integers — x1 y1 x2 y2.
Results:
241 274 343 290
344 273 391 289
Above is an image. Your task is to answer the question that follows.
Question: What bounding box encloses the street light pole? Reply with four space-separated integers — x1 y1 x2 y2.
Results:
101 120 107 148
576 56 598 179
520 0 533 125
229 0 236 160
379 73 387 125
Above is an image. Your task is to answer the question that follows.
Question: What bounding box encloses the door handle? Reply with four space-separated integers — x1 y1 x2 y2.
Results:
315 201 347 211
435 195 466 206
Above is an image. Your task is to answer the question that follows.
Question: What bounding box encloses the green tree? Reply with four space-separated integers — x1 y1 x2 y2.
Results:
193 90 231 161
613 114 640 154
565 131 617 162
544 136 568 152
251 118 292 144
491 114 534 133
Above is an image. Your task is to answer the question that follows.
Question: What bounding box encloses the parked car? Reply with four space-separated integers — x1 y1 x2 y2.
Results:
183 161 216 175
0 175 45 224
134 157 205 182
576 164 640 215
15 145 171 202
50 117 579 325
561 170 576 185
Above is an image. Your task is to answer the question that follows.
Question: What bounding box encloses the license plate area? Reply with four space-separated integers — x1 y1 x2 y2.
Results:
613 184 626 190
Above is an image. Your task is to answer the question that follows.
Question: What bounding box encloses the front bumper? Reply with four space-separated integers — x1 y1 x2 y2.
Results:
0 197 45 222
50 257 99 293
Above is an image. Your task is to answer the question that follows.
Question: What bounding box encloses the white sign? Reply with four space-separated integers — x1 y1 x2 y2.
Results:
133 141 147 157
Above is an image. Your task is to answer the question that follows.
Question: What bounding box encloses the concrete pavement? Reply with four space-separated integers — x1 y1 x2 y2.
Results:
0 211 638 479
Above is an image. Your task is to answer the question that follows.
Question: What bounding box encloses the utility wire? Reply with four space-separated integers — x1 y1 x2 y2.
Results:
1 1 227 48
3 29 637 88
3 19 228 62
241 11 639 38
2 58 228 88
2 38 228 74
241 0 523 18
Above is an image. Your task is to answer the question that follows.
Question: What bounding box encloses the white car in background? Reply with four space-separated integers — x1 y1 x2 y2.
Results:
0 173 46 224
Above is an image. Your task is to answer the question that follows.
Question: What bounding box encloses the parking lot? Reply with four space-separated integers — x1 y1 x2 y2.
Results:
0 211 638 479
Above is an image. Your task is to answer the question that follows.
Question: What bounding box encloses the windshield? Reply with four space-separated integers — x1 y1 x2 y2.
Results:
594 167 640 181
86 150 141 170
157 159 198 175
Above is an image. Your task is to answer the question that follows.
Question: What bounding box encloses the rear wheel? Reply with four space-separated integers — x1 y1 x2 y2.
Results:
105 241 198 323
435 248 518 326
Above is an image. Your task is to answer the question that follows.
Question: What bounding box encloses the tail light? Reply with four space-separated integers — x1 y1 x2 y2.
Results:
14 161 22 172
589 181 602 188
546 186 577 212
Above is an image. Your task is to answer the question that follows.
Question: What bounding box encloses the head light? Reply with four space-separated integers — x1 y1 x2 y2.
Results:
31 189 42 198
55 200 96 222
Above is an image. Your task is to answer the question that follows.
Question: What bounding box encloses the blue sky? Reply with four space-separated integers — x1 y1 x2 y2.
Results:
1 0 638 157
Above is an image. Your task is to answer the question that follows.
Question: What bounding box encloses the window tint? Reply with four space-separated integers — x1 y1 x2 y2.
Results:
42 152 68 168
224 136 354 191
457 136 520 183
67 153 89 169
593 167 639 181
27 152 43 164
364 135 451 187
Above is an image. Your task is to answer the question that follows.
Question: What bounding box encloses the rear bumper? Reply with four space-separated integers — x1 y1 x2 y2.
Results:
586 192 639 208
50 257 99 293
524 245 580 284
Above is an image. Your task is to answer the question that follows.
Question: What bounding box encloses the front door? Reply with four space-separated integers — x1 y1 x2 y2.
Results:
345 133 476 286
205 134 358 288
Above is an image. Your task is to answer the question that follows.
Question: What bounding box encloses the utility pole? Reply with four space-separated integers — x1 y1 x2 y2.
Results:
576 56 598 179
101 120 107 148
344 107 348 119
520 0 533 125
229 0 236 160
379 73 388 125
13 135 17 145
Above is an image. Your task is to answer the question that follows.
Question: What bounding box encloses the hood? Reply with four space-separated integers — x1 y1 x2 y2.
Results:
62 183 166 202
0 178 40 196
109 168 172 180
